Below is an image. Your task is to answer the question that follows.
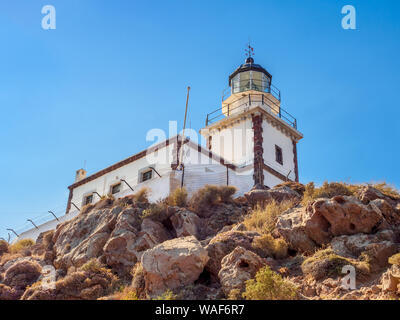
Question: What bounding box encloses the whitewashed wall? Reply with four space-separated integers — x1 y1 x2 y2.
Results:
262 121 296 182
209 118 254 166
69 142 177 212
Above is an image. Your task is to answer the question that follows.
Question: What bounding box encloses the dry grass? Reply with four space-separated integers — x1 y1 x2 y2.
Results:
112 286 139 300
388 253 400 266
252 234 288 260
153 289 177 300
133 187 150 203
140 202 167 221
371 182 400 200
301 182 361 205
9 239 35 254
0 240 9 255
243 200 296 234
274 181 306 196
189 185 237 213
168 187 188 207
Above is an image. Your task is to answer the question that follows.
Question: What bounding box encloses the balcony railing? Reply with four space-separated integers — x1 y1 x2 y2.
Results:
222 79 281 102
206 93 297 129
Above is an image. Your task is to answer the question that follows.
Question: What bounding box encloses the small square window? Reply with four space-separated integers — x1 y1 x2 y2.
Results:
84 194 93 206
141 170 153 182
111 183 121 194
275 145 283 165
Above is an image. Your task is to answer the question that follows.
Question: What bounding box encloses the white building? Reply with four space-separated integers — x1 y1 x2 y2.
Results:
17 55 303 241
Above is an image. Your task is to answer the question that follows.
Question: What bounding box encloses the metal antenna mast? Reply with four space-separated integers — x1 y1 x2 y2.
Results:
178 86 191 169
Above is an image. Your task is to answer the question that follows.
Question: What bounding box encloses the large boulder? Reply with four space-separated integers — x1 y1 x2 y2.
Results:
102 208 142 273
53 206 121 269
22 259 118 300
205 230 260 277
3 259 42 294
170 209 201 238
277 196 385 252
141 236 209 296
244 186 301 206
218 246 266 296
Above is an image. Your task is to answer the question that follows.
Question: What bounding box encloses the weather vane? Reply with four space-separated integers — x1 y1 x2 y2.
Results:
245 42 254 58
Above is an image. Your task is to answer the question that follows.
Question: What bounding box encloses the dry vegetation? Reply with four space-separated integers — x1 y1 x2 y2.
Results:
189 185 237 213
9 239 35 254
167 187 188 207
242 266 298 300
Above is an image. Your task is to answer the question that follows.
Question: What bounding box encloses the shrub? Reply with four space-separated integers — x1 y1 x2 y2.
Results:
228 289 242 300
154 289 177 300
9 239 35 254
372 182 400 200
133 187 150 203
274 181 306 196
114 286 139 300
189 185 220 213
0 240 9 256
168 187 188 207
80 258 108 273
252 234 288 260
218 186 237 203
389 253 400 266
242 266 298 300
243 200 295 234
141 202 167 221
189 185 238 213
301 248 370 280
302 182 359 205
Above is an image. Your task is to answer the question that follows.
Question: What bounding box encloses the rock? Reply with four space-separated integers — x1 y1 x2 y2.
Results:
170 209 201 238
0 284 20 300
331 230 398 268
205 230 260 277
276 206 317 253
141 236 209 296
381 265 400 293
22 259 118 300
244 186 301 207
244 189 272 206
53 206 120 269
371 199 400 226
268 186 302 203
218 247 266 296
3 259 42 293
102 208 141 274
357 185 387 204
277 196 385 251
199 203 247 240
130 218 171 260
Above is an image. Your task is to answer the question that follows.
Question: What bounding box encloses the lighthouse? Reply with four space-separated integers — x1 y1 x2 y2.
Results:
200 47 303 189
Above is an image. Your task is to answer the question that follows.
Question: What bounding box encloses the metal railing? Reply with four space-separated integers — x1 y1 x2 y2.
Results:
206 92 297 129
222 79 281 102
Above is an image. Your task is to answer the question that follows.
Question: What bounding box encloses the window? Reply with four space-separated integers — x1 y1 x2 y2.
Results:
275 145 283 165
141 169 153 182
83 194 93 206
111 183 121 195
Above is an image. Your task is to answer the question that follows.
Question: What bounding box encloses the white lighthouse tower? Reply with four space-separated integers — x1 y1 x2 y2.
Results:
200 47 303 189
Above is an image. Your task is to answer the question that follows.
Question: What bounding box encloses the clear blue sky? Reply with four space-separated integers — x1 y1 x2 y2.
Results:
1 0 399 239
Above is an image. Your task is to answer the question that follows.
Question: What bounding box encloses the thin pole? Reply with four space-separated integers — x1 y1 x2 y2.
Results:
7 228 19 237
121 179 134 192
178 86 190 169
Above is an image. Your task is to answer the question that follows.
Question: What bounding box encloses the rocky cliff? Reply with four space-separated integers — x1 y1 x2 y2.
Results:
1 182 400 300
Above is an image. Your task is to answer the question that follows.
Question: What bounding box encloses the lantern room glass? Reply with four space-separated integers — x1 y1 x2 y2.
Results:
231 71 271 94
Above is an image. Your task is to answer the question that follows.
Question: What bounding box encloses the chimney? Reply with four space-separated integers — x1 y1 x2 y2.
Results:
75 168 87 182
